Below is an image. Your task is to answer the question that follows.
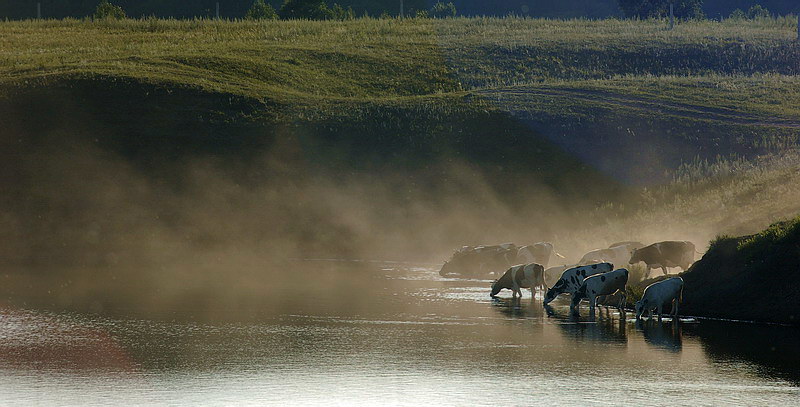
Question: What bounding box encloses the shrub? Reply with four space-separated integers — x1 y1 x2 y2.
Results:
728 9 746 20
93 0 125 20
279 0 333 20
430 2 457 18
245 0 278 20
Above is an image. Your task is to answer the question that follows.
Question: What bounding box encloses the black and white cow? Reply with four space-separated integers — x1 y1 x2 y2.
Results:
542 262 614 305
490 263 546 299
635 277 684 321
570 268 629 316
629 241 696 279
516 242 564 268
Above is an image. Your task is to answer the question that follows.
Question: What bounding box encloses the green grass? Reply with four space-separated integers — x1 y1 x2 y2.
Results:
1 17 798 107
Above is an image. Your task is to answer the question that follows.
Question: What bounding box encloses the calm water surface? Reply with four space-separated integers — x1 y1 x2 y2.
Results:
0 266 798 406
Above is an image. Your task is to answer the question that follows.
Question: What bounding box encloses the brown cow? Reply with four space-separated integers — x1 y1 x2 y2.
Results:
629 241 696 278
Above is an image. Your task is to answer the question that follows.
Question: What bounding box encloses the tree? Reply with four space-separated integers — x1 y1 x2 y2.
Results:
746 5 771 19
430 2 457 18
728 8 746 20
330 3 355 20
279 0 333 20
617 0 703 19
93 0 125 20
246 0 278 20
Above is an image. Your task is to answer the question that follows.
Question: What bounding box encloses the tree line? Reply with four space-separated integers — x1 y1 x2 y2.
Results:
1 0 797 20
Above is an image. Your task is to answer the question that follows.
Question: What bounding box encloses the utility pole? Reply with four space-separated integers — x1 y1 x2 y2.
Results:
797 13 799 42
669 2 674 30
400 0 404 19
37 2 41 19
215 2 220 19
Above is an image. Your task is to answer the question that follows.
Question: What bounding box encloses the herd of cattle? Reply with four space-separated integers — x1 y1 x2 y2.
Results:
440 240 697 319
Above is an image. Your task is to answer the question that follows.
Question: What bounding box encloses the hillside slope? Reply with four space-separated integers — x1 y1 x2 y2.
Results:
681 217 800 324
1 17 800 267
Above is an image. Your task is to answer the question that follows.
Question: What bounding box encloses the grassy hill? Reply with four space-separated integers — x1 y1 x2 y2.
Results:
680 216 800 324
1 16 800 268
2 17 798 175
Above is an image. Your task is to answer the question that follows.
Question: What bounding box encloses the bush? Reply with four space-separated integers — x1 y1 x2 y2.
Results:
415 9 429 18
430 2 457 18
279 0 333 20
93 0 125 20
616 0 703 20
246 0 278 20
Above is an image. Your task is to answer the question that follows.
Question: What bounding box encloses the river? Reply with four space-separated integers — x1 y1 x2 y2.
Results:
0 265 798 405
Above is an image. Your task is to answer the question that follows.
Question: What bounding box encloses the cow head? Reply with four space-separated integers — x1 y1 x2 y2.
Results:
438 261 452 276
543 280 565 305
490 279 502 298
629 249 641 265
635 298 648 319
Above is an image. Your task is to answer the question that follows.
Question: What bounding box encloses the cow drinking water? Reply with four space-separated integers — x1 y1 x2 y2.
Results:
542 262 614 305
570 268 629 317
629 241 696 279
635 277 684 321
490 263 546 299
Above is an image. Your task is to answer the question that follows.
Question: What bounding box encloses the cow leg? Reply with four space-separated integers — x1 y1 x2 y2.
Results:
661 266 668 276
589 295 596 318
673 296 680 317
657 304 663 322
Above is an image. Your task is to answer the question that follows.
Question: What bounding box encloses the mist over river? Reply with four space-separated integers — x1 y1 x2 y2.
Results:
0 265 797 406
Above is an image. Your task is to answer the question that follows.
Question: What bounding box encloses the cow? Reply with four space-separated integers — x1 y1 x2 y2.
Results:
542 262 614 305
490 263 546 298
629 241 696 279
439 243 518 277
544 264 576 287
635 277 684 321
578 246 630 267
516 242 565 268
570 268 629 317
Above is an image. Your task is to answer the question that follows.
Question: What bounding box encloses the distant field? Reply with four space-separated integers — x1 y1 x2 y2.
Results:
1 17 798 105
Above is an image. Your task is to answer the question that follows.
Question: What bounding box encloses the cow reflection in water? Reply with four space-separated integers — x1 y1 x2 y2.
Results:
540 304 627 343
491 297 546 319
636 319 683 352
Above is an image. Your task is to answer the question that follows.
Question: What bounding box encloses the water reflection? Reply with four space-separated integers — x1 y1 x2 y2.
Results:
686 321 800 384
0 266 797 405
636 319 683 353
542 303 628 344
490 296 544 319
